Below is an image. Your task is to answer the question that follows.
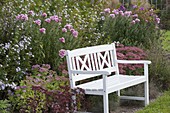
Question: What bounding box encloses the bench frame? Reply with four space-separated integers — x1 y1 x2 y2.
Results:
66 43 151 113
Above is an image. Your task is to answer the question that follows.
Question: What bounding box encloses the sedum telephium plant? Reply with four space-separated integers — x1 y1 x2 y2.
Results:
116 43 147 75
9 64 84 113
15 11 81 72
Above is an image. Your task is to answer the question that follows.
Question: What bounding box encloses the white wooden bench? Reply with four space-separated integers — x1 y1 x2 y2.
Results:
66 43 151 113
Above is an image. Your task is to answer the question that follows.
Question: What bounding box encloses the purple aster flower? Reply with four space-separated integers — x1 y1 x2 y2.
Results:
110 14 115 18
70 29 75 33
59 49 66 58
62 28 67 32
16 14 28 21
50 15 58 20
72 30 78 38
64 24 73 30
34 19 41 26
42 12 47 17
28 10 35 16
139 7 144 10
124 11 132 17
112 9 119 15
59 37 65 43
54 18 59 22
118 5 126 11
135 18 140 22
45 18 51 23
155 18 160 24
132 14 138 18
104 8 110 13
39 28 46 34
132 5 137 9
119 11 124 16
131 20 136 24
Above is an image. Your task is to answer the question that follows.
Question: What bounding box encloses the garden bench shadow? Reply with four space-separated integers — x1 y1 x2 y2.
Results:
66 43 151 113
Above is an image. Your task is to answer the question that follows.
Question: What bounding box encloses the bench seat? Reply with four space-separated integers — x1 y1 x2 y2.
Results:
77 75 146 95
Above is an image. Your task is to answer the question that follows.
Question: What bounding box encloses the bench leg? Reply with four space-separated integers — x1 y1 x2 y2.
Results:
117 90 120 96
103 93 109 113
144 81 149 106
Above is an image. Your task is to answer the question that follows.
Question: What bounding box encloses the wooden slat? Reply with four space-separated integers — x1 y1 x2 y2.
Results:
97 52 102 69
72 57 76 70
90 53 95 70
87 54 92 70
94 53 99 70
68 44 113 57
76 56 80 70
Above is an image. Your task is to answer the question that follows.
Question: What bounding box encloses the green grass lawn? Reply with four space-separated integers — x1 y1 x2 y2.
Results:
162 31 170 52
137 91 170 113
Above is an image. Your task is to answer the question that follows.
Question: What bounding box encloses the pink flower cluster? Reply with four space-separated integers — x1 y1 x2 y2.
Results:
59 49 67 58
39 28 46 34
116 44 147 75
16 14 28 21
28 10 35 16
59 37 65 43
34 19 41 26
63 24 79 38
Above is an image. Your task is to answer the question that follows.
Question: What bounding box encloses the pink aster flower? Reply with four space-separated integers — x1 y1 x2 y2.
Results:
124 11 132 17
131 20 136 24
34 19 41 26
59 37 65 43
62 28 67 32
64 24 73 30
132 14 138 18
39 28 46 34
112 9 119 15
72 30 78 38
155 17 160 24
135 18 140 22
70 29 75 33
54 18 59 22
21 14 28 21
16 14 28 21
45 18 51 23
28 10 35 16
50 15 58 20
59 49 66 58
104 8 110 13
119 11 124 16
42 12 47 17
110 14 115 18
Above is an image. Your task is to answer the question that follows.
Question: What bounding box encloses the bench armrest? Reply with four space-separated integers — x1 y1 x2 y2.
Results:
117 60 151 64
71 70 111 75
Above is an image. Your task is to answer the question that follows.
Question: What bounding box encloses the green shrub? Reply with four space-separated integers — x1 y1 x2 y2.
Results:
147 39 170 90
162 30 170 52
160 9 170 30
0 99 10 113
137 90 170 113
98 5 161 48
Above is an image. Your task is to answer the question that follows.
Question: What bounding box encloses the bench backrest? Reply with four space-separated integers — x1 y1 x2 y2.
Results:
66 43 119 88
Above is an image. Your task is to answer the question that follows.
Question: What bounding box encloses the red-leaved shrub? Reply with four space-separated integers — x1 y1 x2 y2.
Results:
116 44 147 75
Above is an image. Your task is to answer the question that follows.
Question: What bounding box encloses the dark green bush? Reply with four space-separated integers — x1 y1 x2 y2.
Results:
160 9 170 30
147 39 170 90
